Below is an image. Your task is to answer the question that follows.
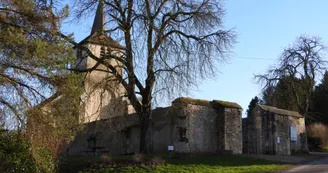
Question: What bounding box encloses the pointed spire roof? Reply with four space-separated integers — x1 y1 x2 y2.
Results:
77 0 123 49
91 0 105 35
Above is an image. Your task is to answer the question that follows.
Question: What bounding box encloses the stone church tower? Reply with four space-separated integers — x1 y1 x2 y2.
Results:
74 1 127 123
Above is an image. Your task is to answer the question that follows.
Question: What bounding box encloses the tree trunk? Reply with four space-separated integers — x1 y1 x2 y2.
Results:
301 109 310 153
139 106 153 154
301 132 309 153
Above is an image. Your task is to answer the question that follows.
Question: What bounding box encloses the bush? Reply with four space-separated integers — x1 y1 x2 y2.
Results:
32 146 55 173
0 131 37 173
307 123 328 151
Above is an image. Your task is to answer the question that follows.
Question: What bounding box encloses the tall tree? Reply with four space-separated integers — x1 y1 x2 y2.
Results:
246 96 259 117
255 36 327 152
0 1 82 171
63 0 236 153
261 76 303 112
0 0 79 129
312 71 328 124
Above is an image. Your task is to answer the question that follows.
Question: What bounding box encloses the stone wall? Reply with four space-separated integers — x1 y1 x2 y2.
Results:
224 108 242 154
66 97 243 156
67 108 172 156
243 104 305 155
172 103 219 153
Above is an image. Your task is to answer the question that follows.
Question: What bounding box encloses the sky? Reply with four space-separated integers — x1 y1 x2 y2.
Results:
61 0 328 117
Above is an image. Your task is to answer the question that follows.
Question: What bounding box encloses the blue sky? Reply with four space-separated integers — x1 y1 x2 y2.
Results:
62 0 328 116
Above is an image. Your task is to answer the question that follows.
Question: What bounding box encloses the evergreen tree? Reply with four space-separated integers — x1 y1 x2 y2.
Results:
312 71 328 124
246 96 260 117
261 76 304 112
0 1 82 172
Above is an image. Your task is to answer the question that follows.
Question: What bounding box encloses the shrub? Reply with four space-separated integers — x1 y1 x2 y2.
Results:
0 131 37 173
307 123 328 150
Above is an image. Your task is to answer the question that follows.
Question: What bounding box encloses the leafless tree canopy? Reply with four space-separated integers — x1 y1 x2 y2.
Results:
255 36 327 153
65 0 235 153
256 35 327 116
70 0 235 107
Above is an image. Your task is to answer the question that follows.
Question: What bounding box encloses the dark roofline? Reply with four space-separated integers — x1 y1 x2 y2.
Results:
257 104 303 118
77 33 124 49
30 92 62 111
75 1 124 49
91 1 105 35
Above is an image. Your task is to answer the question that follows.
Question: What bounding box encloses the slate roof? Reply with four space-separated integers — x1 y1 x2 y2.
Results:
257 104 303 118
77 1 124 49
78 32 124 49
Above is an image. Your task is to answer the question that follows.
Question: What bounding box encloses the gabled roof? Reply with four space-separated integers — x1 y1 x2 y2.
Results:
78 32 124 49
257 104 303 118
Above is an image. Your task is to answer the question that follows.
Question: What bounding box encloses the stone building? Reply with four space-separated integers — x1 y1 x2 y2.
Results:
67 97 243 155
74 1 129 123
243 104 305 155
30 1 244 156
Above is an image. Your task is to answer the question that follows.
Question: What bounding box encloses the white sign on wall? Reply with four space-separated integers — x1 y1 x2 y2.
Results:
290 126 297 141
168 146 174 151
277 137 280 144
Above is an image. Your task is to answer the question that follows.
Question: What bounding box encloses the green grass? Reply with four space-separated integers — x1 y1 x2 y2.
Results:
73 155 291 173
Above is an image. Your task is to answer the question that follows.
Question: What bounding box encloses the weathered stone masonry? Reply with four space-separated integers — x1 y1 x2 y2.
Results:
243 104 305 155
67 97 243 155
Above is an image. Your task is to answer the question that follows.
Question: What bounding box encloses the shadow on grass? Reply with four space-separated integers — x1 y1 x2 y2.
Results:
165 155 286 167
59 154 287 173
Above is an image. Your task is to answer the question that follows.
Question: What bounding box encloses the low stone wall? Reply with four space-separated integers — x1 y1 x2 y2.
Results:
66 97 243 156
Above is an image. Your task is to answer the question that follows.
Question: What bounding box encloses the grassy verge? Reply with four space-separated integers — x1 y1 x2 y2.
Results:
62 155 291 173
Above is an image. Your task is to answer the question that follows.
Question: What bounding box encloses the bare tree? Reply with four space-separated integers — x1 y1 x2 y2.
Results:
255 35 327 152
58 0 236 154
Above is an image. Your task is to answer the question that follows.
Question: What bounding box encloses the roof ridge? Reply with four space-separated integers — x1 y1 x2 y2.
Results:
257 104 302 118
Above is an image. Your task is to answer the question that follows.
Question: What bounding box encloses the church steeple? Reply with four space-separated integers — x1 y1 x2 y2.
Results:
91 0 105 35
77 0 123 48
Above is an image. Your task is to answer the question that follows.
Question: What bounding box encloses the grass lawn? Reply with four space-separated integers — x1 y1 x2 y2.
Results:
70 155 291 173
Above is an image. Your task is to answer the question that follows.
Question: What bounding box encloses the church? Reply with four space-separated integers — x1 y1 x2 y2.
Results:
59 1 243 156
29 1 305 157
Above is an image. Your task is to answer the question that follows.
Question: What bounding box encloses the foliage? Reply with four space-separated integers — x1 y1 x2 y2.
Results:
0 129 36 173
255 36 327 152
261 76 306 113
0 0 74 129
76 155 290 173
312 71 328 124
307 123 328 151
246 96 260 117
0 0 83 172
